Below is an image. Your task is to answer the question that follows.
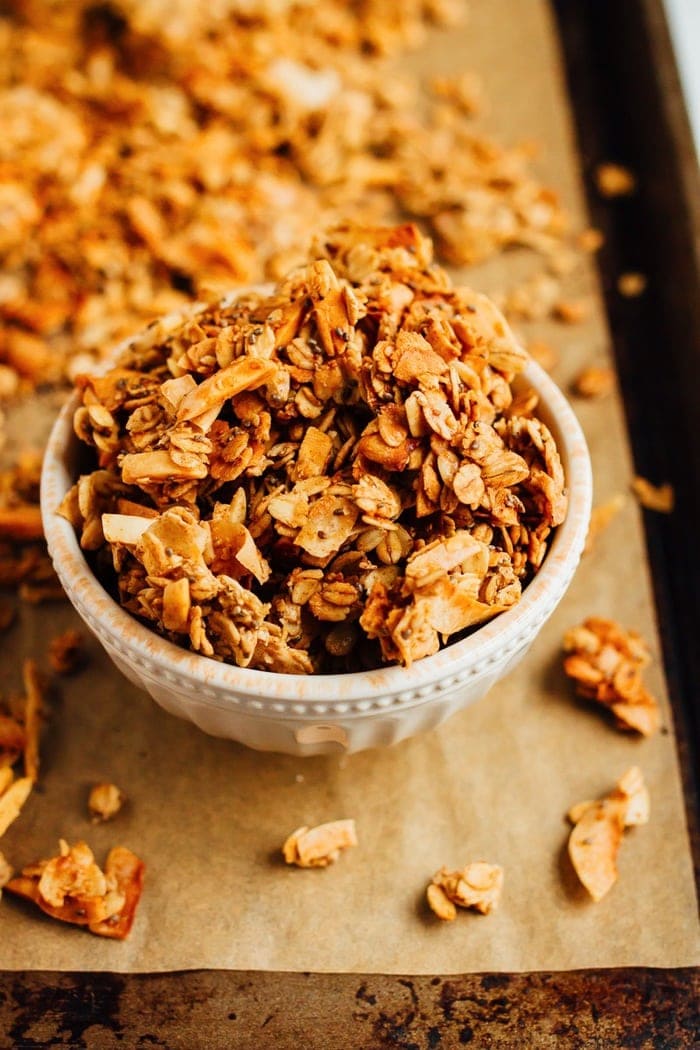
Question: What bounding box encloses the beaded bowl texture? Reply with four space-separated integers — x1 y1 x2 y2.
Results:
41 307 591 756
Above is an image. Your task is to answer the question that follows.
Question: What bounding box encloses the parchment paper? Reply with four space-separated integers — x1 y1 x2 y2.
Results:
2 0 699 973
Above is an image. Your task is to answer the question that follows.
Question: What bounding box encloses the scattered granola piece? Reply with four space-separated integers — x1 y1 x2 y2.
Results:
0 601 16 633
428 862 504 920
584 494 626 554
0 774 33 838
573 365 615 399
22 658 44 781
0 506 44 542
617 272 647 298
553 299 588 324
48 629 85 675
631 476 675 514
563 617 660 735
527 340 558 373
0 850 12 899
577 228 605 253
567 767 649 901
4 840 145 940
88 783 125 823
282 819 357 868
595 163 637 198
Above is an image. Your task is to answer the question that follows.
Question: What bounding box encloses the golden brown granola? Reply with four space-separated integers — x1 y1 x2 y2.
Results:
0 849 12 899
48 629 85 675
0 771 33 838
631 476 675 514
427 862 504 920
583 494 625 554
4 839 145 939
567 766 649 902
595 163 637 198
0 1 579 389
0 450 64 602
572 365 615 400
62 224 569 671
88 783 125 823
282 819 357 868
562 617 660 736
617 272 647 298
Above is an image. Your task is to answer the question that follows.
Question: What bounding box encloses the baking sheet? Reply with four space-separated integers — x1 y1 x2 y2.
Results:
2 0 699 974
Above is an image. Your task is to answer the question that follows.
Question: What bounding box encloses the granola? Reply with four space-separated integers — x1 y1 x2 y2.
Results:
427 862 504 920
562 617 660 736
631 476 675 514
88 783 125 823
5 839 145 939
567 767 649 902
282 819 357 868
62 224 569 671
0 0 581 391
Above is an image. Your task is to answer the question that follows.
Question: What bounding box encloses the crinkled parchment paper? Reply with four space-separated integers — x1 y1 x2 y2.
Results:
2 0 699 973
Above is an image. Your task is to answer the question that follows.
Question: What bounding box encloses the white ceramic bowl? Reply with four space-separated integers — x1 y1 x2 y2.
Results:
41 319 592 756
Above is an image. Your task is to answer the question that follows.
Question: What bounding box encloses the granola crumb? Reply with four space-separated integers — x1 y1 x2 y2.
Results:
595 163 636 198
553 299 589 324
427 862 504 919
527 340 559 372
617 272 647 298
577 228 604 253
88 783 125 823
49 629 85 675
573 365 615 399
631 476 674 514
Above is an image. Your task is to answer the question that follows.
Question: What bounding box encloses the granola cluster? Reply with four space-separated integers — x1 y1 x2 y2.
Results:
61 224 568 672
5 839 144 939
0 0 576 387
562 616 660 736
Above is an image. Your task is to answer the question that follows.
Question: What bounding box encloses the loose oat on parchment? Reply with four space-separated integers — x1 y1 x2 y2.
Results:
62 223 569 673
88 783 125 823
567 766 649 902
562 617 661 736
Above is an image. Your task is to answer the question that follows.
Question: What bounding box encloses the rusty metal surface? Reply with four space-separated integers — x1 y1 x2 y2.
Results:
0 969 698 1048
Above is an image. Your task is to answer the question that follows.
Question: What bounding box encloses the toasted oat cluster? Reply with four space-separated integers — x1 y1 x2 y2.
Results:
0 452 64 605
427 861 504 920
4 839 145 940
562 617 660 735
282 819 357 868
0 0 575 387
567 766 649 902
60 224 568 672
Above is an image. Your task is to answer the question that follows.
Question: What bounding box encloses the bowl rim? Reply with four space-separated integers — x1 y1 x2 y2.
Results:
41 325 592 706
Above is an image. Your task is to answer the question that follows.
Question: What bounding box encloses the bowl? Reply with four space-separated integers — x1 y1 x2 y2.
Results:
41 309 592 757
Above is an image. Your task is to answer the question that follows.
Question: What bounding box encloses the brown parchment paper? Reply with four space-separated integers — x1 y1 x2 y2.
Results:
1 0 699 974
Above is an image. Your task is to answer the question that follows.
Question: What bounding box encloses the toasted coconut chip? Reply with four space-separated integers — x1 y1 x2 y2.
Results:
568 800 624 902
102 513 153 546
283 819 358 868
567 767 649 901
